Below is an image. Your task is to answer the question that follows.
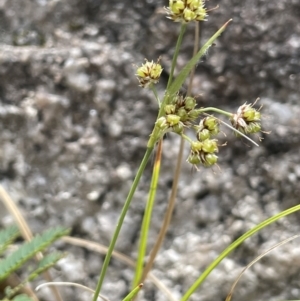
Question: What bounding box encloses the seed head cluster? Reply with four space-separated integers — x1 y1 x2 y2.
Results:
166 0 207 23
156 95 199 135
136 60 163 88
230 103 261 135
187 116 220 168
154 95 221 168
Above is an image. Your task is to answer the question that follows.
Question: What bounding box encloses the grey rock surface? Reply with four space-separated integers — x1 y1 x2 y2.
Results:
1 1 300 301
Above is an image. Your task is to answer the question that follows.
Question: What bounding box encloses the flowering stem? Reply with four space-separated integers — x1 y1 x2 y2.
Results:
181 134 194 144
167 23 187 89
198 107 233 118
92 147 154 301
150 84 161 107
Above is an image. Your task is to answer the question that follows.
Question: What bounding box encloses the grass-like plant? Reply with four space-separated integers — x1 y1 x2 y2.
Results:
89 1 248 300
87 1 300 301
25 1 300 301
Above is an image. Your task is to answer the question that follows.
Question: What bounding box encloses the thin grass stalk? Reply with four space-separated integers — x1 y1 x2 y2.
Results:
150 85 160 107
181 204 300 301
92 147 154 301
132 140 163 288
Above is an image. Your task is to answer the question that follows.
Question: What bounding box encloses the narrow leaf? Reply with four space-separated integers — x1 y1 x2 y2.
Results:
181 204 300 301
167 19 232 99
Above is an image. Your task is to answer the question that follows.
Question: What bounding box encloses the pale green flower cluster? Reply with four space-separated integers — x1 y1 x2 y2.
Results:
166 0 207 23
230 103 262 135
136 60 163 88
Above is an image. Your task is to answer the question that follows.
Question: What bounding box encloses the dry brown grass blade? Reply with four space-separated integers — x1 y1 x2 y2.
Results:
225 234 300 301
61 236 177 301
0 185 33 241
0 184 63 301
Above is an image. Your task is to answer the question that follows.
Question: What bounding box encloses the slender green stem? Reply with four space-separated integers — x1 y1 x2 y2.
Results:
92 147 154 301
198 107 233 118
150 85 160 107
181 134 194 144
141 137 185 284
132 141 163 288
180 204 300 301
167 24 187 90
198 108 259 147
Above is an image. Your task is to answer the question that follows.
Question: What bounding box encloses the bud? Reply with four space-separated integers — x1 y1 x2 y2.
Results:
165 104 176 115
191 140 203 152
177 107 187 120
197 116 219 140
187 153 201 165
184 97 197 111
203 153 218 167
173 122 184 134
187 110 200 121
156 117 169 131
197 128 210 141
188 0 201 10
166 114 181 126
183 9 196 22
202 139 218 153
203 116 218 131
247 122 261 134
169 0 185 14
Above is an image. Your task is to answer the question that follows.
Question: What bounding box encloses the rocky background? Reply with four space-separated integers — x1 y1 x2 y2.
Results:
1 0 300 301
